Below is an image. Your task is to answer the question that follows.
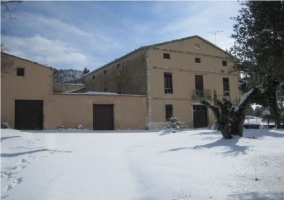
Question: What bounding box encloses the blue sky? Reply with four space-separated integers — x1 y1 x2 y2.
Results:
1 1 242 71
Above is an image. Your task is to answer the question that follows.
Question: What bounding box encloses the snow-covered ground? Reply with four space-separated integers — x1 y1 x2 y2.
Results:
1 128 284 200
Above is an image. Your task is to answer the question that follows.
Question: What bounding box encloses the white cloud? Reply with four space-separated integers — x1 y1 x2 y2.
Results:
150 1 241 50
1 1 242 71
2 34 101 70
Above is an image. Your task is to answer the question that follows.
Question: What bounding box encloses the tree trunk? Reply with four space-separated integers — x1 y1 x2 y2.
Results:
230 118 245 137
220 125 232 139
270 89 281 129
230 87 259 137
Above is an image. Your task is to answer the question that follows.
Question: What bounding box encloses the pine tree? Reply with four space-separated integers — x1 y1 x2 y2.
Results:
82 67 90 75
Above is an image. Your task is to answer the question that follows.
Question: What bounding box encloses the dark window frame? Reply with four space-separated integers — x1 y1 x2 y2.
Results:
195 58 201 63
195 75 204 97
163 53 170 60
104 70 107 75
164 73 173 94
92 75 95 80
165 104 173 121
17 68 25 76
222 61 227 66
223 78 230 96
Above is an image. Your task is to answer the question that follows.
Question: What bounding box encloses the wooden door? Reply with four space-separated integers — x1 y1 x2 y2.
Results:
193 105 208 128
15 100 43 130
93 105 114 130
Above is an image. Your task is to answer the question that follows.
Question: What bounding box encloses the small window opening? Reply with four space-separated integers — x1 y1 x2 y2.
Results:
92 75 95 79
195 58 201 63
222 61 227 66
165 105 173 121
17 68 25 76
104 70 107 75
163 53 170 60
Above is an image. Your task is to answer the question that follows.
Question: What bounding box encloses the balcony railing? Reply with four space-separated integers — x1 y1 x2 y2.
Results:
192 89 212 100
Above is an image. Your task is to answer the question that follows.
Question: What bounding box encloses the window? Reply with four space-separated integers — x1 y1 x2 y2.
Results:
194 44 200 49
195 75 204 97
17 68 25 76
195 58 201 63
104 70 107 75
223 78 230 96
165 105 173 121
164 73 173 94
163 53 170 60
222 61 227 66
117 63 121 70
92 75 95 79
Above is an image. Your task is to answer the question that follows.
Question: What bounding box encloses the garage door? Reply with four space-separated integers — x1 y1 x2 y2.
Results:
93 105 114 130
15 100 43 130
193 105 208 128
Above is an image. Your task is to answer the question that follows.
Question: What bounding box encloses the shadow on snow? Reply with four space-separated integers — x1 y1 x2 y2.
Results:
195 136 250 157
0 136 21 141
1 149 72 157
228 191 284 200
162 133 249 157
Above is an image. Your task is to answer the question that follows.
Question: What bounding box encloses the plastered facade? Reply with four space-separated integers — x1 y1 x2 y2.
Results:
85 36 240 129
44 94 147 130
1 53 54 128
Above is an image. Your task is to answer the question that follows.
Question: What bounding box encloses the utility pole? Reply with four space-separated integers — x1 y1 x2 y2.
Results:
207 31 223 45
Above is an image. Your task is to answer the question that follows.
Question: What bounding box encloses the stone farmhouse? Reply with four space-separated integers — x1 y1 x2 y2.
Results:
1 35 240 130
84 35 240 129
1 52 146 130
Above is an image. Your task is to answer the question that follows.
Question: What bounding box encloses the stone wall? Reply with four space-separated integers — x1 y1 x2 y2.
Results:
85 49 147 95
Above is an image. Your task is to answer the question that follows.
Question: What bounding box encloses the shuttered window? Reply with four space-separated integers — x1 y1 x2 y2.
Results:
164 73 173 94
223 78 230 96
165 105 173 121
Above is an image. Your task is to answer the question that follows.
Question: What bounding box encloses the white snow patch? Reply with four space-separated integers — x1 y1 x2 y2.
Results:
234 89 254 112
1 129 284 200
262 108 271 116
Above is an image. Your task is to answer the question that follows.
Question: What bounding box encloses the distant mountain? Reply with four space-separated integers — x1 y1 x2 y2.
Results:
54 69 84 84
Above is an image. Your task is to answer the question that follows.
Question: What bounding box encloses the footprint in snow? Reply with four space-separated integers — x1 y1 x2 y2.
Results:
4 185 13 191
3 177 24 191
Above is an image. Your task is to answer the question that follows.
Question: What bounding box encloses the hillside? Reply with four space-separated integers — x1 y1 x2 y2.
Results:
54 69 84 84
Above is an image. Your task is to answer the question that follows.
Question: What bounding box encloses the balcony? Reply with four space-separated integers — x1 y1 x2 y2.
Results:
192 89 212 100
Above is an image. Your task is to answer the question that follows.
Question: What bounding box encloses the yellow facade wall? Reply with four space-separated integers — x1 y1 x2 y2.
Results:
1 53 54 128
43 94 147 130
146 36 240 129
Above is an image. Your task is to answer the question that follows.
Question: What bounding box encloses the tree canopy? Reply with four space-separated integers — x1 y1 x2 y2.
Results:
229 1 284 80
228 1 284 128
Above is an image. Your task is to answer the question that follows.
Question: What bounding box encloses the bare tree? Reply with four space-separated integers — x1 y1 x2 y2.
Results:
1 52 15 76
1 1 22 19
1 1 22 76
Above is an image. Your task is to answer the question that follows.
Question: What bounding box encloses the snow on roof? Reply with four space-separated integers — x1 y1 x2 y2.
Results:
86 91 119 95
62 90 145 97
63 90 118 95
